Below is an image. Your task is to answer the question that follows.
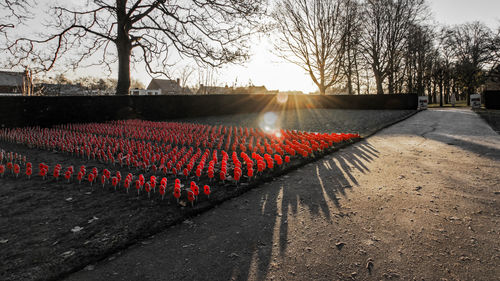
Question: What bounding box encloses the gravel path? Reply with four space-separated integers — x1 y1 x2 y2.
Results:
65 108 500 281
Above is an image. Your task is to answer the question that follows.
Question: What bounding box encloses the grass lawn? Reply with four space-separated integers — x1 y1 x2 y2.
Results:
428 100 468 108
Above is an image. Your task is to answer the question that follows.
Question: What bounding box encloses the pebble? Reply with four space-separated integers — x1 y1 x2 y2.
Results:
335 242 345 250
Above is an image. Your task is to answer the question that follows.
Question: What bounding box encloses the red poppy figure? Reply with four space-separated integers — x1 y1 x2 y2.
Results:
145 182 151 198
203 185 210 198
159 185 166 200
173 188 181 203
112 177 119 191
0 165 5 178
77 171 83 184
136 180 142 195
124 180 130 193
192 184 199 197
187 190 195 207
65 171 72 183
13 164 20 178
53 169 60 181
88 173 95 186
100 175 106 187
150 176 157 192
40 168 47 180
26 167 32 179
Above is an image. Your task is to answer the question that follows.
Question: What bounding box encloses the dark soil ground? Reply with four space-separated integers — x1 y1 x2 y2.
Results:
0 109 415 281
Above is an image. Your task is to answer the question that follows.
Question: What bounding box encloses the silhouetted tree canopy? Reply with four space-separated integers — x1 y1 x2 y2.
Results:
6 0 266 94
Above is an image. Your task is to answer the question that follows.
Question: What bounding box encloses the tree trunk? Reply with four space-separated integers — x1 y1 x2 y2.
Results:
346 48 353 95
346 76 353 95
115 0 132 96
319 84 326 95
388 73 394 94
439 80 443 107
116 40 132 95
374 69 384 95
354 55 361 95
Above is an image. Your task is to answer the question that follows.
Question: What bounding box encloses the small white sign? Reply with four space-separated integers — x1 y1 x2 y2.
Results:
418 96 428 110
470 94 481 109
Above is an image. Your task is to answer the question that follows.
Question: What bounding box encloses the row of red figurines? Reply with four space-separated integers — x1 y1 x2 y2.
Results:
1 129 304 183
0 150 28 178
0 127 357 187
1 121 357 165
1 155 211 206
0 128 301 176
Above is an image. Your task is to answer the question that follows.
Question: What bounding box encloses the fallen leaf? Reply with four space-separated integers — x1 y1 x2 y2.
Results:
88 216 99 224
71 226 83 233
60 250 75 258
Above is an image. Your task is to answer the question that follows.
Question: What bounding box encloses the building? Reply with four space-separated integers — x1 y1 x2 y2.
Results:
484 65 500 91
233 85 275 95
0 69 33 96
129 88 161 95
146 78 192 95
196 84 233 95
36 83 90 96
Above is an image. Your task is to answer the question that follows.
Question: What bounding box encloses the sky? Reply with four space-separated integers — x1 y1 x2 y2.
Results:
2 0 500 93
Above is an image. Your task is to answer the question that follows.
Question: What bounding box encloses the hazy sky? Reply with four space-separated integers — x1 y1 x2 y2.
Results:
3 0 500 92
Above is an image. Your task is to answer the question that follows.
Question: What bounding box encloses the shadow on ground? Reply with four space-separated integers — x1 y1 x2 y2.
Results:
381 109 500 160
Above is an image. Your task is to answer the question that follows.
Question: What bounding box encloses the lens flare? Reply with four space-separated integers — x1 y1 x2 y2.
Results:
263 112 278 125
259 112 280 134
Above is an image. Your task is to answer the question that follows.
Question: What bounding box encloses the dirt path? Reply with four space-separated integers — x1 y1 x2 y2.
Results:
65 108 500 281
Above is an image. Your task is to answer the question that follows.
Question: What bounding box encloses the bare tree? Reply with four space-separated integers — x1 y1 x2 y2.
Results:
359 0 426 94
273 0 347 95
176 65 195 93
403 23 435 96
196 66 218 94
442 22 497 103
342 0 362 95
6 0 265 95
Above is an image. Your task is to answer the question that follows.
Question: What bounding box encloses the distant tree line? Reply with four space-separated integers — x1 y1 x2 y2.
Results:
33 74 144 95
273 0 500 102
